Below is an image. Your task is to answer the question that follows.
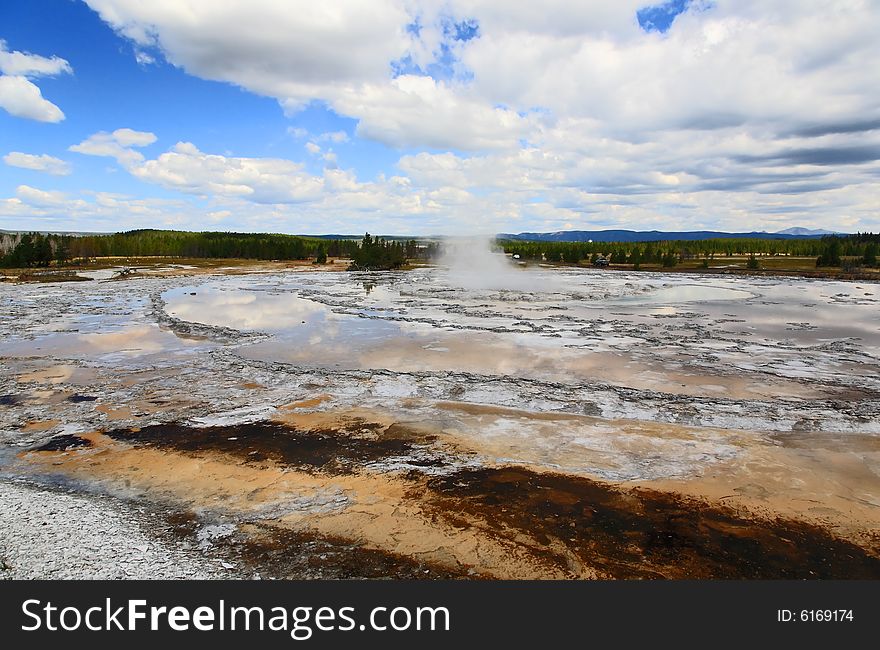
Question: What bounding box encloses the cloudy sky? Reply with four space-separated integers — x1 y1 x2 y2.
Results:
1 0 878 235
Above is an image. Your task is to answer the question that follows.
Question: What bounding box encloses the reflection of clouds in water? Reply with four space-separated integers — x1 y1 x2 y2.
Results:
164 272 880 399
165 287 329 331
2 325 194 359
458 415 739 481
306 321 341 347
628 285 754 305
79 325 169 354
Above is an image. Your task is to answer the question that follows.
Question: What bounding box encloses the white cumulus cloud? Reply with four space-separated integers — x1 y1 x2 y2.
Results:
69 128 158 167
0 75 66 123
0 40 72 76
3 151 71 175
35 1 880 233
16 184 72 207
0 40 71 122
83 0 411 104
131 141 325 204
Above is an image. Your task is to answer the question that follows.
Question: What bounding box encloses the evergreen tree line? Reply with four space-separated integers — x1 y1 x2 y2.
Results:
0 232 69 268
2 229 874 270
499 234 880 269
0 229 439 269
0 229 352 267
348 233 439 270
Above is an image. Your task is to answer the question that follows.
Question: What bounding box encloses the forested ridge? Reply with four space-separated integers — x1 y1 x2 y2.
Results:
499 233 880 268
0 228 876 271
0 229 436 269
0 229 357 265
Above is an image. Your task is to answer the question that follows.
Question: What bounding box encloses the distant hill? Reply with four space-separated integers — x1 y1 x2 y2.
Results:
774 227 839 236
497 228 845 243
2 227 844 242
0 228 110 236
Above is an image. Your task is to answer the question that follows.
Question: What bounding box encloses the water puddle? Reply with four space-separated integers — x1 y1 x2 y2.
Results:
163 284 333 332
1 324 204 361
153 272 878 401
612 284 755 305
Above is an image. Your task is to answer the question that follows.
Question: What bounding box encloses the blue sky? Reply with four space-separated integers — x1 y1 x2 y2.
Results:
1 1 878 234
0 0 398 200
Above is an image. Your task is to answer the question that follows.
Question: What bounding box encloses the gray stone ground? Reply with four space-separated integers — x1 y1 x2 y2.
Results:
0 479 233 579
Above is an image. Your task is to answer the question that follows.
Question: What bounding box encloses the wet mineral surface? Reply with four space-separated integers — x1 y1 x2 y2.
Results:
1 263 878 578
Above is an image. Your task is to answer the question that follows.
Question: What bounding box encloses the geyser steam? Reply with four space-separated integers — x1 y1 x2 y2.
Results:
439 237 556 291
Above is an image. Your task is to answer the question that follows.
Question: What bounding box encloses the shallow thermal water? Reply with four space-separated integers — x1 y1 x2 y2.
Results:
160 267 880 396
2 265 880 482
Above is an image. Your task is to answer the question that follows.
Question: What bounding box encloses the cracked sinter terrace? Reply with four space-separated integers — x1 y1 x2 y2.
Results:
1 264 879 579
